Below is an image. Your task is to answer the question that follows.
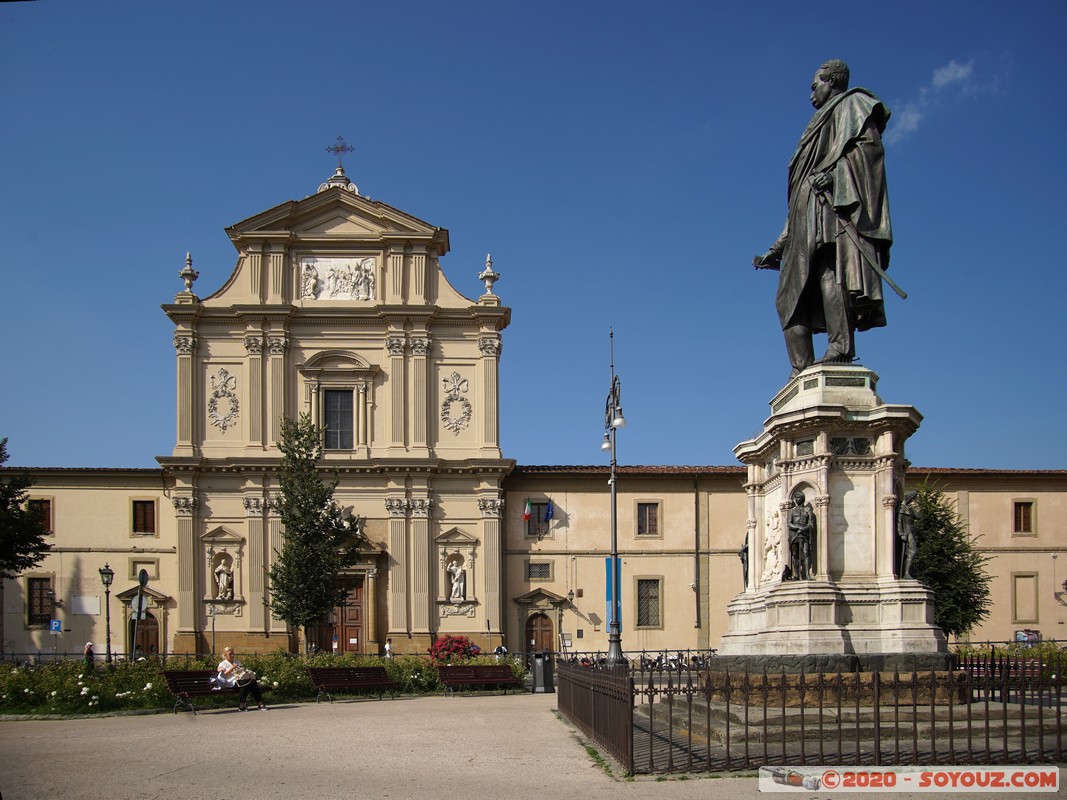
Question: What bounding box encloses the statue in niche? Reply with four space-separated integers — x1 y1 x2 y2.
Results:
787 491 815 580
447 559 467 601
214 557 234 600
897 490 919 578
738 533 749 589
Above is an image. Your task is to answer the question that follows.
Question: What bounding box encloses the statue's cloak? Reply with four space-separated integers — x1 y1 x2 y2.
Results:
776 88 892 333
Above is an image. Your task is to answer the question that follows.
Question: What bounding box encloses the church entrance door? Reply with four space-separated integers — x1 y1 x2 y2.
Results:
309 580 365 654
525 612 554 652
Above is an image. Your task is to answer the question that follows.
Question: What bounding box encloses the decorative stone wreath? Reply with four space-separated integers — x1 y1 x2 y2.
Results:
208 368 240 433
441 371 472 435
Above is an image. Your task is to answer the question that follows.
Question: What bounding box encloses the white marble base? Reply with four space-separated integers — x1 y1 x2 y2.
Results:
721 365 947 656
718 578 947 655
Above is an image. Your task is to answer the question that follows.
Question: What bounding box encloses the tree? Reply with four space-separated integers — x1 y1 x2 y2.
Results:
268 415 367 647
909 482 992 639
0 437 51 579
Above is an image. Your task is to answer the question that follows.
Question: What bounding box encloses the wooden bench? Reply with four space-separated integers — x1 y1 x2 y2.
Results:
959 657 1044 701
439 664 521 695
307 666 399 703
162 669 271 714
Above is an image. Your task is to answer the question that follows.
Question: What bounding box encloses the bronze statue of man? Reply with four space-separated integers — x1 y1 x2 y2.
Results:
754 60 893 378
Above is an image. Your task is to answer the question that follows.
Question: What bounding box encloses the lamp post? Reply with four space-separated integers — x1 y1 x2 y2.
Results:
98 563 114 664
601 330 626 666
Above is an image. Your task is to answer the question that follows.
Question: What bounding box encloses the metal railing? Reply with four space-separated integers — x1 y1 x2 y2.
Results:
558 655 1067 776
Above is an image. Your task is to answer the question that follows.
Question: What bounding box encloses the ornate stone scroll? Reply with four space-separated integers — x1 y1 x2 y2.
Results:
208 368 240 433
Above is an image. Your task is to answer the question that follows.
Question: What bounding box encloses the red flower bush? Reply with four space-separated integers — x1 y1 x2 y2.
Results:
428 635 478 664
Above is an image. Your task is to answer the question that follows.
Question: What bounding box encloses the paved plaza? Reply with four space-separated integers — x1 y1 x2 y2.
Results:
0 691 1061 799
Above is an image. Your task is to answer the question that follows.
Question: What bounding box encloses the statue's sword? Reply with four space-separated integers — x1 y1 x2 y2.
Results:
814 186 908 300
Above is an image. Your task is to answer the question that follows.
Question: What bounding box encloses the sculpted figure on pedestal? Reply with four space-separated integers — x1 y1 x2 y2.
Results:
754 59 896 377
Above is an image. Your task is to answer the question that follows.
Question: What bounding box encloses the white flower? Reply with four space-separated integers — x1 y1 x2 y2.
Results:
23 688 30 693
144 682 153 690
273 681 279 688
78 673 84 679
81 687 90 695
51 690 57 696
92 695 98 700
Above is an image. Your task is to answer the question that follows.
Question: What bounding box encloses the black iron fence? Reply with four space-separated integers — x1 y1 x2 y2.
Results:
558 654 1067 776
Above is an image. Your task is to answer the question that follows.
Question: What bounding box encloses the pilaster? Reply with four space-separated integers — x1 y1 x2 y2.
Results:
387 335 406 451
244 496 266 631
173 495 199 631
479 498 505 633
386 498 409 633
410 496 433 633
478 336 502 454
267 497 286 633
245 333 264 448
173 333 198 457
410 335 430 454
388 246 405 304
267 334 287 447
267 246 286 304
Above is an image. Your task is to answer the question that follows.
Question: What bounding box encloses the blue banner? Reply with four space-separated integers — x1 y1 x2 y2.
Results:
604 557 621 626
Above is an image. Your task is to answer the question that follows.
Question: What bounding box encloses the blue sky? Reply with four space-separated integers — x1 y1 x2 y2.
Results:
1 1 1064 471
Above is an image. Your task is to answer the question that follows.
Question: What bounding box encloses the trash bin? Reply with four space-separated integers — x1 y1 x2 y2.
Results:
531 650 555 694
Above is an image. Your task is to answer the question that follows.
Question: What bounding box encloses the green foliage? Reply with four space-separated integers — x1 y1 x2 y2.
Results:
910 483 992 639
0 652 525 714
268 415 367 636
0 437 52 578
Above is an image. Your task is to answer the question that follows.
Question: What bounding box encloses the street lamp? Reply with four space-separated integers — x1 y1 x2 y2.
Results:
602 329 626 666
98 563 114 664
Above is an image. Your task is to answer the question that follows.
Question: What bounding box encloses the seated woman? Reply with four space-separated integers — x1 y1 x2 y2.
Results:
216 646 266 711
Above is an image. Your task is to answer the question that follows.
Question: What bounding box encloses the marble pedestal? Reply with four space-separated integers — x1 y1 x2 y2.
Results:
719 365 946 656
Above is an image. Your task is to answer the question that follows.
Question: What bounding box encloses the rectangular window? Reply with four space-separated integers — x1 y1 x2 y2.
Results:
28 498 52 535
1013 501 1035 535
324 390 354 449
28 577 52 625
636 502 660 536
132 500 156 535
525 501 550 538
526 562 552 580
636 578 662 628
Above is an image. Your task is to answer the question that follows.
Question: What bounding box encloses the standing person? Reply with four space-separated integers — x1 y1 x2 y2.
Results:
384 638 393 659
83 642 95 668
217 646 266 711
754 59 893 378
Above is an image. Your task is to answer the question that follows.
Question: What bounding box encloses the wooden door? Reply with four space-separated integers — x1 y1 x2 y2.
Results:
128 612 158 657
526 612 554 652
338 582 364 654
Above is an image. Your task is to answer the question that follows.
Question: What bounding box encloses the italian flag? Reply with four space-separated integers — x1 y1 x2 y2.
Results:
523 498 532 522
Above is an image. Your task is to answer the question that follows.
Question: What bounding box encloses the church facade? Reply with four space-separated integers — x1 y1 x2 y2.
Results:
4 169 1066 659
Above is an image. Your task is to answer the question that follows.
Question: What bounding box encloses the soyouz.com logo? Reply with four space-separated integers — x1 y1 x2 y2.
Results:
758 765 1059 792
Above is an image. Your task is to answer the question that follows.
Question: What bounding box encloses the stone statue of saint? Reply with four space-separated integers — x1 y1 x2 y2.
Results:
214 560 233 600
897 490 919 578
754 59 893 378
447 560 466 601
787 491 815 580
738 533 749 589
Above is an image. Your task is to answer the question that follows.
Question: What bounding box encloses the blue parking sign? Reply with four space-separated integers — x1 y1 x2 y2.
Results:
49 619 61 634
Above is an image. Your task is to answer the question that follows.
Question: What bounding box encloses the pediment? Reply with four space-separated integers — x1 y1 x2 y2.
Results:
226 188 449 252
300 351 374 372
201 526 244 545
435 527 478 545
115 586 170 603
514 588 567 605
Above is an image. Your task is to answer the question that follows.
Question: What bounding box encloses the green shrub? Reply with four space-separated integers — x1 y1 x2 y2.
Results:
0 650 528 715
